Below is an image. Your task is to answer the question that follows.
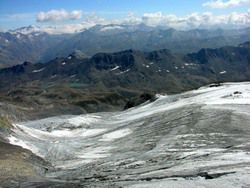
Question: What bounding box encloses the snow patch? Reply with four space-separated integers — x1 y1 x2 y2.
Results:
100 26 124 32
10 26 41 35
34 33 41 36
11 123 105 139
8 135 42 157
68 115 101 126
49 128 106 138
184 63 195 66
16 34 21 39
100 128 132 141
32 68 45 73
116 69 130 75
55 159 93 169
110 66 120 71
220 70 227 74
76 146 113 159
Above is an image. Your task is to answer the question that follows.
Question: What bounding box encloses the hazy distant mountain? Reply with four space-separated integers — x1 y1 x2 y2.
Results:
0 27 71 67
1 24 250 68
41 25 250 62
1 42 249 91
9 25 42 35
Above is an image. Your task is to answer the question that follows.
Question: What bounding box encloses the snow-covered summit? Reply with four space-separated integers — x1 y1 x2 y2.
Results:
9 25 42 35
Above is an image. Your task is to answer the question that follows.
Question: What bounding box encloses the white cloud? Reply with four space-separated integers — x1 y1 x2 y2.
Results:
20 10 250 34
41 24 86 34
36 15 109 34
203 0 250 8
118 12 142 25
37 9 82 22
138 10 250 29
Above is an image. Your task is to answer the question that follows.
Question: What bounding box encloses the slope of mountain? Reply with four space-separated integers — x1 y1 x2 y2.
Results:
41 25 250 62
2 82 250 187
1 25 250 67
0 29 71 67
9 25 42 35
0 42 249 119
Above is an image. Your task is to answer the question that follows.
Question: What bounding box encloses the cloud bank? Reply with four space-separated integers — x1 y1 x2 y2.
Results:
138 10 250 29
29 9 250 34
203 0 250 9
37 9 82 22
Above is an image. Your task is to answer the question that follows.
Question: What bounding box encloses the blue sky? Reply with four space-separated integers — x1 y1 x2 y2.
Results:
0 0 249 31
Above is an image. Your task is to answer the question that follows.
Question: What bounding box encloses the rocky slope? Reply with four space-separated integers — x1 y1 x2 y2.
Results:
0 116 51 187
0 30 70 67
1 25 250 67
41 25 250 62
2 82 250 187
0 42 249 119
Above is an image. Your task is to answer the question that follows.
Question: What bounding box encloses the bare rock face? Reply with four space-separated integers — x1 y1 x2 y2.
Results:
0 43 250 119
0 116 13 134
2 82 250 187
0 116 51 187
124 93 156 109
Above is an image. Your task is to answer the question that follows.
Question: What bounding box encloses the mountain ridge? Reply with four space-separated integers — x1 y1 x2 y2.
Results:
0 42 249 119
1 25 250 67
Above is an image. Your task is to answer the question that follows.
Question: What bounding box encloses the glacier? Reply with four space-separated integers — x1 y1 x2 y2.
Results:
6 82 250 187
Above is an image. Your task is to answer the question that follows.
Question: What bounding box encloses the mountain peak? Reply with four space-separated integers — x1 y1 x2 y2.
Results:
70 50 88 59
239 41 250 48
9 25 41 35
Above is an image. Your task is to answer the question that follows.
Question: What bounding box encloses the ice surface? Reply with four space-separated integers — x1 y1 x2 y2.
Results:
67 115 101 126
6 82 250 186
8 135 42 157
100 128 132 141
126 172 250 188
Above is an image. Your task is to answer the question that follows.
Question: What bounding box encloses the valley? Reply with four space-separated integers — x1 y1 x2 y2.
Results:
1 82 250 187
1 25 250 67
0 42 249 120
0 5 250 187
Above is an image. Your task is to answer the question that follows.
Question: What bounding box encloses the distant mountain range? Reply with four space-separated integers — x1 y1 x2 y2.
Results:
0 30 70 68
1 24 250 67
0 41 249 118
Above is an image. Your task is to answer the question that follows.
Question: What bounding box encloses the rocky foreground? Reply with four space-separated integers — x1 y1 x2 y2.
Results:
0 82 250 187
